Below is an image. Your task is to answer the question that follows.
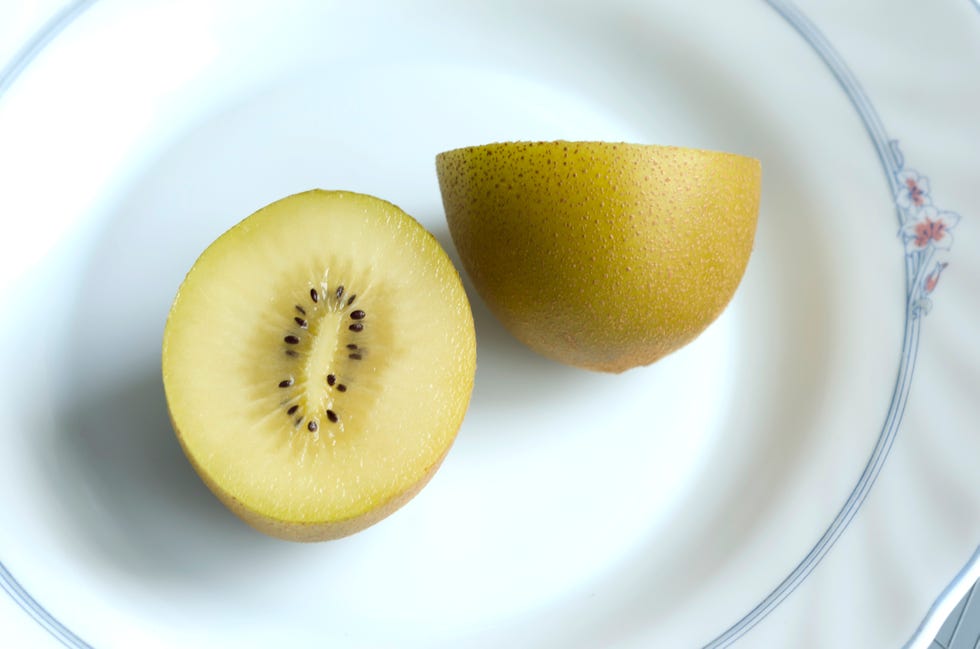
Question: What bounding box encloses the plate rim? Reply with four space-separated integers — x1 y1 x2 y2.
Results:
705 2 967 645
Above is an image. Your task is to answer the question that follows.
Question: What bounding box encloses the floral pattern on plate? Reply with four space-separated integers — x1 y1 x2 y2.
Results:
894 163 962 316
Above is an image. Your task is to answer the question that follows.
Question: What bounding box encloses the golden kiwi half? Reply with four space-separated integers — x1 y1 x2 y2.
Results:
162 190 476 541
436 141 761 373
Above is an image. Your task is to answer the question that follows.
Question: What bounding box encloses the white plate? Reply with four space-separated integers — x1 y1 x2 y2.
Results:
0 1 978 647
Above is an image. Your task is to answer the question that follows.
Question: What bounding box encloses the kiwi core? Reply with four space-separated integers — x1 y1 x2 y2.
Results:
276 285 370 437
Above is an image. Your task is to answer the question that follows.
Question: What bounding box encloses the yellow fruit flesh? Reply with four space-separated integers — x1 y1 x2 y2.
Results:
162 190 476 540
437 141 760 373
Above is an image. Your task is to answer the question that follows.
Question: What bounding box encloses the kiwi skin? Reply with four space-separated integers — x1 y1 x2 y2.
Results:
436 141 761 373
169 410 456 541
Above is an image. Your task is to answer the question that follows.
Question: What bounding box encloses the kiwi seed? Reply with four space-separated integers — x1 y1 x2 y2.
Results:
274 280 377 433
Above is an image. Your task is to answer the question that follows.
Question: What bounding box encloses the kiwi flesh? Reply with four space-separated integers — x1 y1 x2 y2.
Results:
436 141 761 373
162 190 476 541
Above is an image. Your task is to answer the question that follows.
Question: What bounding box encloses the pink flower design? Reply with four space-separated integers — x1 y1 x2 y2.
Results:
896 170 931 211
901 206 960 251
923 262 949 295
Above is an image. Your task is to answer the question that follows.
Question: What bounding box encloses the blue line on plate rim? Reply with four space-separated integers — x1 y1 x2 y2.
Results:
0 5 101 648
0 0 99 99
0 1 970 648
705 0 965 646
0 561 92 649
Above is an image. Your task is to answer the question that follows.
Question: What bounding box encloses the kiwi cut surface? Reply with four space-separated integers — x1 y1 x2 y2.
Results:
162 190 476 541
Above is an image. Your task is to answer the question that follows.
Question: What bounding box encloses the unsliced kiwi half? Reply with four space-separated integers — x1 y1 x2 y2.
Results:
162 190 476 541
436 141 761 373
